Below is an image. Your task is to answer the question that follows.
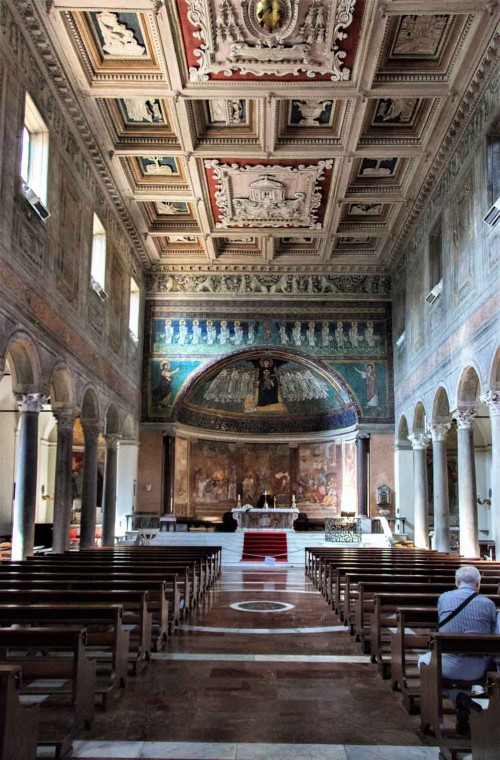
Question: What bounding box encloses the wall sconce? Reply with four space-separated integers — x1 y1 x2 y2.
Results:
41 484 53 501
477 497 491 507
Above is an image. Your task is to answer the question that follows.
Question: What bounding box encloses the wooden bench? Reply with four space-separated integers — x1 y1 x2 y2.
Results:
0 665 39 760
0 589 152 672
0 577 173 644
354 582 499 650
420 633 500 760
0 604 128 708
0 627 96 759
471 671 500 760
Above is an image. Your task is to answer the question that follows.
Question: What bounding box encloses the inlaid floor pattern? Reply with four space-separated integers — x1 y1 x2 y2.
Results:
75 567 438 759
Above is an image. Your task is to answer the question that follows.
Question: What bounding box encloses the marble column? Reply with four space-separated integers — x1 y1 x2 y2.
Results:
480 391 500 554
452 408 479 558
428 422 451 553
162 434 175 515
11 393 46 561
356 434 370 516
51 409 75 553
408 432 430 549
80 421 102 549
102 434 120 546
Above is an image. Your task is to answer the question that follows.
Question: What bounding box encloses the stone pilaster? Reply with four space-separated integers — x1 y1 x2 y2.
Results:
408 432 431 549
356 434 370 517
428 422 451 553
51 408 76 553
102 434 121 546
452 408 479 558
11 393 47 560
80 420 103 549
480 391 500 554
162 433 176 515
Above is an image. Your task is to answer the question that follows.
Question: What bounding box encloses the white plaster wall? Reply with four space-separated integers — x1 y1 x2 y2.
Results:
116 441 139 537
37 439 56 523
394 447 414 538
475 448 492 537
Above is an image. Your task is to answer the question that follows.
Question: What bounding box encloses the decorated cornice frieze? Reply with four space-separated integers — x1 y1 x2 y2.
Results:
146 269 391 296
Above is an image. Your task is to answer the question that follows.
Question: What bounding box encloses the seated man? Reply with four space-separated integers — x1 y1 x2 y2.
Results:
421 565 497 736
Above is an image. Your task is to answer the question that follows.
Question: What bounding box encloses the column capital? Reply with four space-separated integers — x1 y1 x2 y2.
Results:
408 432 430 450
53 408 76 431
427 422 451 442
81 419 104 444
480 391 500 416
356 433 370 441
14 392 48 413
453 407 477 429
104 433 122 450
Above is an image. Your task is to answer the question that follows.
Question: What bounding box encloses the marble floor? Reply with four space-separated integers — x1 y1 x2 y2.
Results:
74 566 438 759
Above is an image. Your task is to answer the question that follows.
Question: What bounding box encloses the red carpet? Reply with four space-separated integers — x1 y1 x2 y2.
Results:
241 531 288 562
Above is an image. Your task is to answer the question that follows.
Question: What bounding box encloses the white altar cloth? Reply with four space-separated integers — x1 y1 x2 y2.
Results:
232 508 299 532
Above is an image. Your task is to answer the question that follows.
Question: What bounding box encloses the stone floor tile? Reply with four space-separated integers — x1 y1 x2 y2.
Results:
72 741 144 758
344 747 440 760
235 743 349 760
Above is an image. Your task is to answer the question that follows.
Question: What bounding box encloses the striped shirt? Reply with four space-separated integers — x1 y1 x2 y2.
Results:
438 583 497 634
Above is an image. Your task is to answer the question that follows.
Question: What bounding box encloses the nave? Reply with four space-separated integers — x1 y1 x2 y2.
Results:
72 565 438 760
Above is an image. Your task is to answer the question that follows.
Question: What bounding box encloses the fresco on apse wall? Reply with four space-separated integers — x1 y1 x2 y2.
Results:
190 440 291 508
175 439 356 512
151 316 387 356
334 361 390 419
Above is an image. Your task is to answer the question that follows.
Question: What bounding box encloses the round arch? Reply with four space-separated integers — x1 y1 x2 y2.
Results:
80 386 100 423
171 346 361 434
456 365 481 408
412 401 426 433
49 362 75 410
4 331 42 394
488 345 500 391
104 403 120 436
432 386 451 423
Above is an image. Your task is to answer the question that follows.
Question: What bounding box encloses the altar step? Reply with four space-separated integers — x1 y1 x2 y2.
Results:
241 532 288 562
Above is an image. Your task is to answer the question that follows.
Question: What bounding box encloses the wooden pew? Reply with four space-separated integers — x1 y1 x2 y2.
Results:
420 633 500 760
0 665 39 760
0 627 96 759
0 577 173 644
0 604 128 708
0 589 152 671
471 671 500 760
390 605 438 712
354 581 499 649
3 563 191 621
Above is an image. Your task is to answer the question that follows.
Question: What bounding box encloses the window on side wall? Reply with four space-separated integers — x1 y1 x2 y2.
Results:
90 214 107 298
20 93 49 212
129 277 140 341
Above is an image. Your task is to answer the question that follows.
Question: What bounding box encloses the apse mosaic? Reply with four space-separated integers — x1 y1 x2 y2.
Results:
145 304 393 427
151 316 387 356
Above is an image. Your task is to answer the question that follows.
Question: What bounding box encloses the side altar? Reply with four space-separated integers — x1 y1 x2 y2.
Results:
232 508 299 532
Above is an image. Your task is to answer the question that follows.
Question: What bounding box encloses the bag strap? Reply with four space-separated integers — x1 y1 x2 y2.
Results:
437 591 479 629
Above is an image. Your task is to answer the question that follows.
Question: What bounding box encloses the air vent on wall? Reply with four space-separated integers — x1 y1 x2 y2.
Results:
425 279 443 305
21 183 50 221
483 197 500 227
91 277 108 302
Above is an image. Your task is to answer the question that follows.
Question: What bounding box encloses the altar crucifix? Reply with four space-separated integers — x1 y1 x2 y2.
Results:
257 489 275 509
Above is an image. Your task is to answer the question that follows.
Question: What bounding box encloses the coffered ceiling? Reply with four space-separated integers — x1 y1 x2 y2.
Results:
41 0 499 274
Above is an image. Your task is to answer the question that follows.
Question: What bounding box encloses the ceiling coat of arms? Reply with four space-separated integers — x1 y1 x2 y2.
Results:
183 0 357 81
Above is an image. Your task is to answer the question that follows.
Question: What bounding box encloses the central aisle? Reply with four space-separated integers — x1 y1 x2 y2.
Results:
74 566 439 759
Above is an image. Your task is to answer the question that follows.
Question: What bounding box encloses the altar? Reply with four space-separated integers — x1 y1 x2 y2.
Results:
232 508 299 532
